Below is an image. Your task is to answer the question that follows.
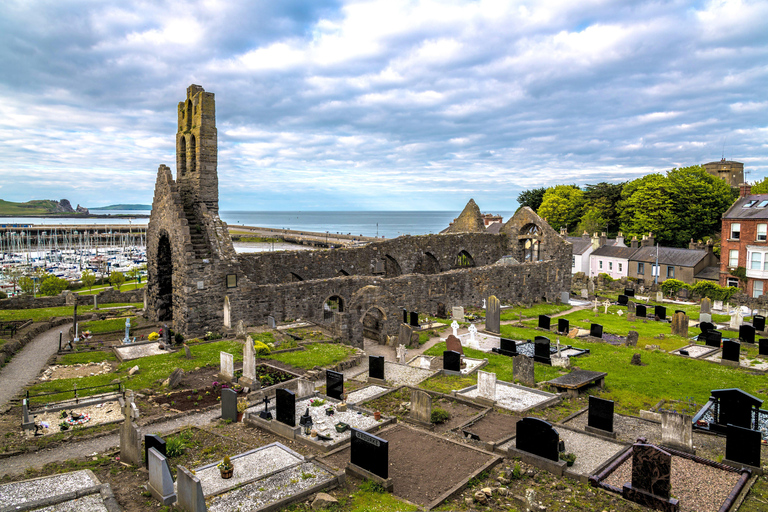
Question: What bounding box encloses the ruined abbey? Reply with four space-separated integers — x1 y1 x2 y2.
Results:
145 85 572 346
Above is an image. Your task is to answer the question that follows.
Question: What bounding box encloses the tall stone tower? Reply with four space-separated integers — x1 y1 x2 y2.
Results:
176 85 218 213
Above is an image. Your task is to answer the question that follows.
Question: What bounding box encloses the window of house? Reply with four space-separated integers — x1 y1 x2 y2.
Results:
727 277 739 288
599 260 603 269
609 262 613 271
731 223 741 239
758 224 767 241
751 252 762 270
619 263 623 272
744 200 758 208
667 266 674 278
638 262 645 274
754 281 764 298
759 200 768 208
572 255 575 268
652 265 659 276
729 249 739 267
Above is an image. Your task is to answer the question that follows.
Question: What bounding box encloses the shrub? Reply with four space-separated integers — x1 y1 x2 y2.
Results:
165 435 186 457
0 291 6 299
661 279 689 297
598 272 614 283
690 281 739 301
253 339 271 356
359 479 386 493
430 407 450 424
148 332 160 341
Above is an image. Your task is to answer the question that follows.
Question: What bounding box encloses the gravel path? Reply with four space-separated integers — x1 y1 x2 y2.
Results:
0 408 220 478
0 323 72 411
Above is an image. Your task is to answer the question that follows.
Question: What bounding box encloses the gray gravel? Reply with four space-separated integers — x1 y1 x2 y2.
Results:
32 493 109 512
346 385 389 404
564 410 663 445
457 382 555 412
354 361 434 387
0 470 97 506
556 428 625 475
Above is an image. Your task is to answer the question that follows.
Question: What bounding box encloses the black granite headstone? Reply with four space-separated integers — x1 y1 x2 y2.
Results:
558 318 569 334
221 388 238 422
534 336 551 364
402 308 408 324
350 428 388 479
369 355 385 380
705 330 722 347
711 388 762 430
759 338 768 356
699 322 715 335
515 417 559 461
538 315 551 330
326 370 344 400
498 338 518 356
617 295 628 305
726 424 762 467
144 434 166 469
739 324 756 344
624 288 635 297
409 311 419 327
655 305 666 320
588 396 614 433
443 350 461 372
275 388 295 427
722 339 741 362
636 304 647 318
754 315 766 331
590 323 603 339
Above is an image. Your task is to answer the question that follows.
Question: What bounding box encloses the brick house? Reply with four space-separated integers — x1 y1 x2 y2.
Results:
720 184 768 297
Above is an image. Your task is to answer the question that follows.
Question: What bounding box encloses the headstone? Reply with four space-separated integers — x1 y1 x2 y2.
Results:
759 338 768 356
419 356 432 370
120 415 142 466
754 315 766 331
617 309 624 317
617 294 628 305
713 300 723 311
148 447 176 505
396 344 407 364
409 311 419 327
297 378 315 398
726 424 762 467
452 306 464 321
515 417 559 461
739 324 756 344
275 388 296 427
588 396 614 433
369 355 385 380
241 336 256 388
711 388 762 429
176 466 206 512
654 305 666 321
581 288 589 299
623 443 674 504
399 323 414 347
626 331 639 347
445 335 464 355
326 370 344 400
624 288 635 297
267 315 276 329
557 318 569 334
402 308 408 324
184 345 193 359
656 291 664 302
486 295 500 334
477 370 497 401
450 320 459 337
350 428 389 479
603 299 611 314
722 339 740 363
730 309 743 329
410 389 432 424
590 324 603 339
219 352 234 382
534 336 551 364
467 324 479 350
699 313 712 324
443 350 461 373
235 320 246 339
513 354 535 386
21 399 33 431
705 329 722 347
437 303 446 319
661 412 693 453
628 301 636 313
124 317 131 344
498 337 517 356
538 315 551 330
588 279 595 294
671 312 688 337
483 298 486 309
560 291 570 304
700 298 711 314
636 304 647 318
93 295 98 310
221 388 238 422
144 434 166 469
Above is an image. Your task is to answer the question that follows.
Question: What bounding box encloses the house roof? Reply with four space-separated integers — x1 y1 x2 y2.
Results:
723 195 768 220
591 245 638 259
630 246 709 267
565 237 592 255
695 266 721 281
485 223 502 234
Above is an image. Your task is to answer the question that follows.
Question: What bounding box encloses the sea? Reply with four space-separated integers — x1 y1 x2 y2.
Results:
3 210 517 239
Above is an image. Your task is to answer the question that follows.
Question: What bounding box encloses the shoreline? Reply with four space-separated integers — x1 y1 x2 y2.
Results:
0 214 150 219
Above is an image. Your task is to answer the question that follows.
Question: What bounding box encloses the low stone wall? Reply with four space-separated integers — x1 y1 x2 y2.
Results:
0 317 71 366
0 288 143 310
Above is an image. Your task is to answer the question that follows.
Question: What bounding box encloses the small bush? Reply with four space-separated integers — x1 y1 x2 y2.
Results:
511 461 524 479
359 479 386 493
165 435 186 457
598 272 614 283
253 339 271 356
148 332 160 341
430 407 450 424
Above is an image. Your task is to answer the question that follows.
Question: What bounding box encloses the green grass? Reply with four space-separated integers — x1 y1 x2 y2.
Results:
264 343 354 369
74 281 146 295
57 351 117 365
0 199 65 215
79 317 139 334
0 303 143 323
500 302 572 321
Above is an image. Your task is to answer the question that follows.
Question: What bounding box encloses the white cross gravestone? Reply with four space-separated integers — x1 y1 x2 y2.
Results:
451 320 459 337
729 309 743 330
482 298 487 309
220 351 234 382
603 299 611 314
396 344 407 364
477 370 496 402
468 324 478 349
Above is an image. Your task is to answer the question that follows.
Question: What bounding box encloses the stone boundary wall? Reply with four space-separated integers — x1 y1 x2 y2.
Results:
0 288 143 310
0 317 71 366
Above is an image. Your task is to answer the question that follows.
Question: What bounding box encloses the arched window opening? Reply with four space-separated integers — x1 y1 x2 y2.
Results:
189 135 196 173
361 307 386 343
178 136 187 177
455 250 475 268
323 295 344 322
185 100 192 130
519 223 543 262
385 255 402 278
413 252 440 274
156 234 173 321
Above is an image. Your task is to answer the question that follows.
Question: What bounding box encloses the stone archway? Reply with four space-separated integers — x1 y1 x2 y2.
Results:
156 233 173 321
413 251 440 274
361 305 387 343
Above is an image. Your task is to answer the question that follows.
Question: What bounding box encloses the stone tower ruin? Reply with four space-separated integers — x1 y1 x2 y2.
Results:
176 85 218 213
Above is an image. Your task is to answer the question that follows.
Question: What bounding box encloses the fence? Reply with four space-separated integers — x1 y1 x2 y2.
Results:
26 382 124 411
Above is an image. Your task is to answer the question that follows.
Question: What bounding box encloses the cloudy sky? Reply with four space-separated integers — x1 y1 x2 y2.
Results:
1 0 766 211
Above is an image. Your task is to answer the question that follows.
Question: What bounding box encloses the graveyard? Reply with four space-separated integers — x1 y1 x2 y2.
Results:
1 293 768 512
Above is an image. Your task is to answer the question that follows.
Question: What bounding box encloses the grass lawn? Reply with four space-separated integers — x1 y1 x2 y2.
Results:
500 302 572 321
57 351 117 365
264 343 355 369
0 303 143 323
79 317 139 334
74 281 146 295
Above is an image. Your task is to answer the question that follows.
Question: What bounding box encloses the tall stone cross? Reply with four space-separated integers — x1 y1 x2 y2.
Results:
451 320 459 337
603 299 611 314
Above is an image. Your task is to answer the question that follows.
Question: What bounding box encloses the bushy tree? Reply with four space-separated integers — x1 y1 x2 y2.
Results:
39 275 68 296
751 176 768 194
517 187 547 212
618 173 675 243
537 185 585 232
110 271 126 292
579 182 625 235
80 269 96 293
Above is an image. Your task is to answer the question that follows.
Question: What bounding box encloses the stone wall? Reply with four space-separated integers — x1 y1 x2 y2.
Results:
0 317 71 366
0 288 144 310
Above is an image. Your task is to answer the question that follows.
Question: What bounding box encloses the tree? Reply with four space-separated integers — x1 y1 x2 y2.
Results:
618 173 676 244
80 269 96 293
18 276 35 295
517 187 547 212
752 177 768 194
4 266 23 295
39 275 68 296
110 271 126 292
579 182 625 235
537 185 585 232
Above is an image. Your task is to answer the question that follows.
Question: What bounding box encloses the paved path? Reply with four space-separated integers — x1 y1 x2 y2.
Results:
0 323 72 411
0 408 220 478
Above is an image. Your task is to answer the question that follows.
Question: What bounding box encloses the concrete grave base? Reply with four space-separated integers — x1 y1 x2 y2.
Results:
367 377 387 386
722 458 764 476
345 462 394 492
622 484 680 512
506 445 568 476
720 359 740 367
585 425 618 439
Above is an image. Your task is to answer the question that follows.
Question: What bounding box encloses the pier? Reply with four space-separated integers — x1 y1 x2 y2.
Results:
229 225 383 248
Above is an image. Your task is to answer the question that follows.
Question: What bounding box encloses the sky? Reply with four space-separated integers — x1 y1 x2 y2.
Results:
1 0 767 212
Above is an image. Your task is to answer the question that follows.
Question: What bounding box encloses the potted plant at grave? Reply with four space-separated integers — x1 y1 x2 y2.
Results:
218 456 234 479
236 398 248 422
559 452 576 467
59 421 69 431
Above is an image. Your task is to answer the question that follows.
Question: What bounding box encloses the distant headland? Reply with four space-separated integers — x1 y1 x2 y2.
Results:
0 199 150 218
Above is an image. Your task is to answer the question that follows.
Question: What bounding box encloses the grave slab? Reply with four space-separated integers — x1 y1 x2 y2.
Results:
547 370 607 398
456 380 559 413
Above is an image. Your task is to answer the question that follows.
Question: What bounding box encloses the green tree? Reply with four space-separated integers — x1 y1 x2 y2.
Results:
751 177 768 194
517 187 547 212
618 173 675 244
537 185 585 232
80 269 96 293
579 182 625 235
18 276 35 295
39 275 68 296
110 271 126 292
666 165 733 246
4 266 23 295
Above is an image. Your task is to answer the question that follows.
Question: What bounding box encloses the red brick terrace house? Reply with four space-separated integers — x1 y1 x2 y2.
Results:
720 184 768 297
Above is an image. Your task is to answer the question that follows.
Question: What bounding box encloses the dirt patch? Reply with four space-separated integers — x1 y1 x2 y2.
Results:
460 410 520 442
321 423 496 507
152 385 245 412
42 362 115 381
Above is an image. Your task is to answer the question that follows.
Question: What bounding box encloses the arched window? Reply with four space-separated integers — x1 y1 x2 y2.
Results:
413 252 440 274
185 100 192 130
189 135 196 173
455 250 475 268
178 136 186 176
385 255 402 277
520 223 543 261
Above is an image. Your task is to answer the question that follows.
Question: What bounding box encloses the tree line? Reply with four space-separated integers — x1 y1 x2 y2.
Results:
517 165 738 247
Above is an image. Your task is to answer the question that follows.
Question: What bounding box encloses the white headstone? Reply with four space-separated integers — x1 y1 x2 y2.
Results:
556 339 561 356
396 344 407 364
617 309 623 317
729 310 743 329
468 324 477 342
242 336 256 384
699 313 712 324
477 370 496 401
148 447 176 505
451 306 465 321
220 351 234 381
420 357 432 370
451 320 459 337
603 299 611 314
297 378 315 398
581 288 589 299
482 298 487 309
656 291 664 302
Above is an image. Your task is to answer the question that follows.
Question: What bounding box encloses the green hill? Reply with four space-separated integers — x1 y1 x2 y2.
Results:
89 204 152 211
0 199 67 215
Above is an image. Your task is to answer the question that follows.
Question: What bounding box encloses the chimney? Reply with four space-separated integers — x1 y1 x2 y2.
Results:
600 232 607 247
591 232 600 250
560 226 567 236
630 236 639 249
706 239 714 256
740 183 752 198
641 232 655 247
582 231 590 240
616 231 625 247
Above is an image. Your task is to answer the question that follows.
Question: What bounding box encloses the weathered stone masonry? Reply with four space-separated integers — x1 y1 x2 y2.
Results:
145 85 571 346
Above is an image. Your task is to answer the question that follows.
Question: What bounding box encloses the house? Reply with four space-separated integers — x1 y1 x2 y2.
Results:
563 230 603 275
628 241 719 285
720 184 768 297
587 232 637 280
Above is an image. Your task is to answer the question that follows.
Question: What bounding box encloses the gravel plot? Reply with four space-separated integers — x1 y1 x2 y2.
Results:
207 461 334 512
346 385 389 404
0 470 98 506
458 382 555 412
459 357 485 374
112 341 169 361
192 444 302 497
564 410 663 445
556 428 626 475
457 332 499 352
40 362 113 381
26 401 122 437
699 407 768 441
672 345 718 358
602 455 742 512
704 352 768 370
32 493 109 512
354 361 434 387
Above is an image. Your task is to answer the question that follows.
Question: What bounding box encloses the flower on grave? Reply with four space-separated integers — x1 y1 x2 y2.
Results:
212 381 219 387
115 456 120 461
